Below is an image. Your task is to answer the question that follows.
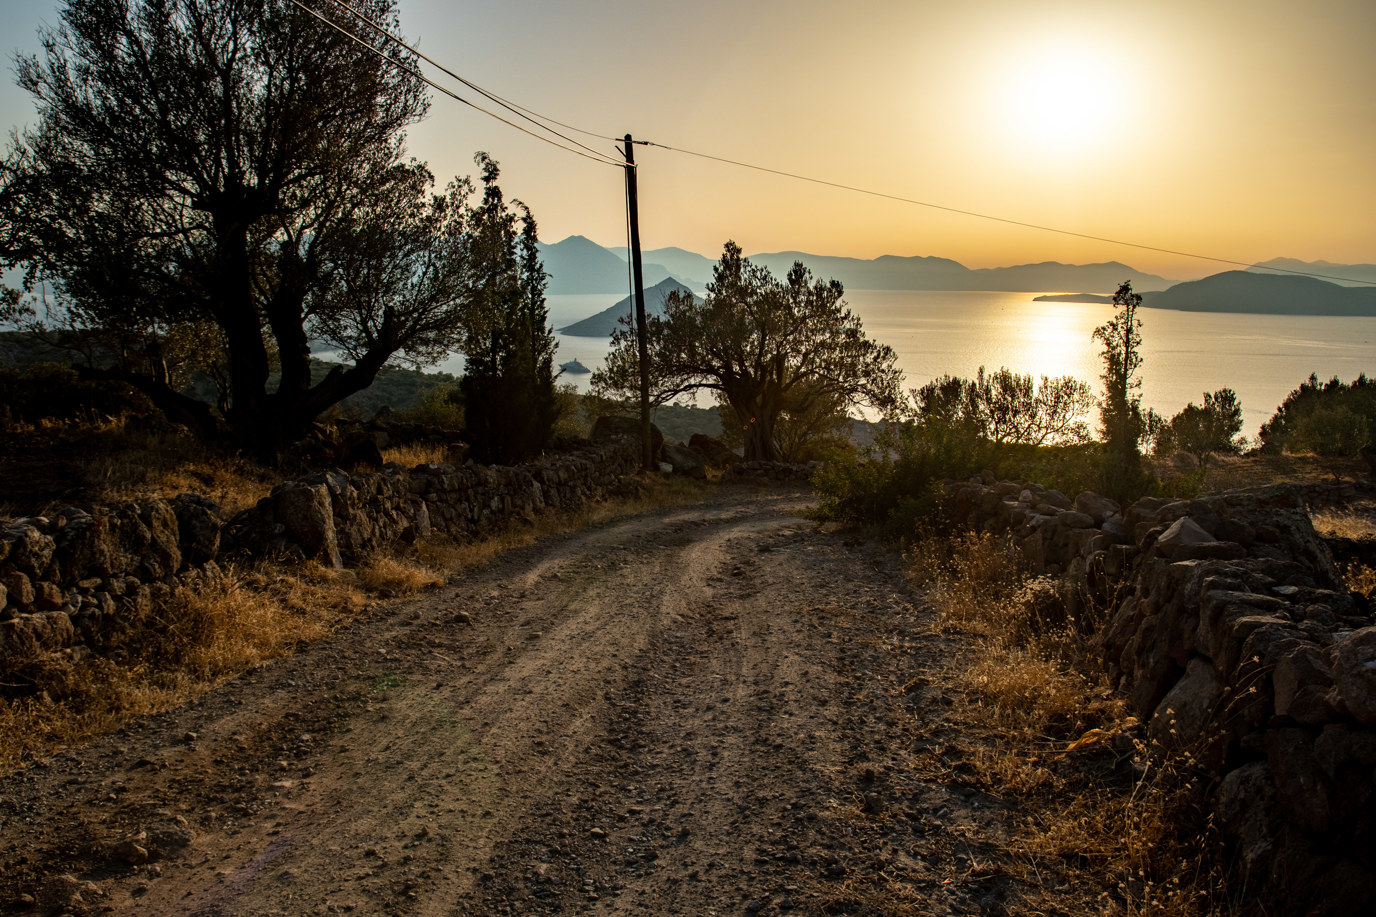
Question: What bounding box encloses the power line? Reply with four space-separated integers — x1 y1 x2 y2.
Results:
287 0 622 168
640 140 1376 287
316 0 623 166
299 2 1373 288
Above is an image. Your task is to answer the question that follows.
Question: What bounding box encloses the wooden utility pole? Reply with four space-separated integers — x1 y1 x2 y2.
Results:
621 134 653 472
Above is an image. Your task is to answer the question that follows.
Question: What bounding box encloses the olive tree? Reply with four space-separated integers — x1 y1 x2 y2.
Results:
1156 388 1245 468
0 0 508 461
910 366 1094 446
592 242 902 461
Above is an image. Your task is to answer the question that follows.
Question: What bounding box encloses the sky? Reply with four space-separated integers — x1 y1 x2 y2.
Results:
3 0 1375 281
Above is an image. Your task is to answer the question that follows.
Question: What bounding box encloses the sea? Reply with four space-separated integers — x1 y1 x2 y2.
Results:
432 290 1376 439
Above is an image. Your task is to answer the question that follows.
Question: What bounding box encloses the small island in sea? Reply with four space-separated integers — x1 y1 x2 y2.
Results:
560 358 591 374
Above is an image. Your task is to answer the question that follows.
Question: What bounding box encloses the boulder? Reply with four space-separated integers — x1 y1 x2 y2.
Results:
1331 627 1376 725
688 433 740 468
172 493 223 566
139 499 182 578
1074 491 1121 525
274 482 342 568
1155 516 1217 558
591 415 664 459
662 442 707 479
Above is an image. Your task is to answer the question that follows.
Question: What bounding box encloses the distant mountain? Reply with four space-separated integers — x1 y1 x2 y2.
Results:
608 246 715 288
744 251 974 290
972 261 1169 293
544 238 1174 295
1143 270 1376 316
1248 258 1376 287
559 277 695 338
536 235 673 294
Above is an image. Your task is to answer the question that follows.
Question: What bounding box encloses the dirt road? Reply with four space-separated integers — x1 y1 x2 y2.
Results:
0 485 1022 916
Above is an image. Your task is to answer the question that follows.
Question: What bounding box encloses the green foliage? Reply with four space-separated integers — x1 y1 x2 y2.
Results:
1155 388 1245 468
1259 373 1376 456
1291 405 1372 479
592 241 903 461
392 383 465 430
910 366 1094 446
811 367 1100 534
457 156 561 465
810 418 997 535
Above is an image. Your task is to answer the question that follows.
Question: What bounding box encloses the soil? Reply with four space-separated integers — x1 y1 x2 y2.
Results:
0 485 1051 916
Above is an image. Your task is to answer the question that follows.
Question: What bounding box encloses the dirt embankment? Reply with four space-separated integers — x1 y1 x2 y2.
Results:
1 486 1039 916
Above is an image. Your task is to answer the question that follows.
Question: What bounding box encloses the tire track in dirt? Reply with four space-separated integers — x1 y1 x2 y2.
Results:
0 485 1020 916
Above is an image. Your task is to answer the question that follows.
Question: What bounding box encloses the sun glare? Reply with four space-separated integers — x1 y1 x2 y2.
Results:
991 41 1130 160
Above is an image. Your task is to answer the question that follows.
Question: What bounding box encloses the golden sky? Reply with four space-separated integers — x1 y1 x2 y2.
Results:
5 0 1375 280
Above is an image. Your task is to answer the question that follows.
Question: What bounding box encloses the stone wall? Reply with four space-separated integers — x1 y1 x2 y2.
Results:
0 437 641 685
941 474 1376 916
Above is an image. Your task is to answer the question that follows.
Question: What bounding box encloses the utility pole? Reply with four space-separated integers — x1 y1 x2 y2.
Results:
621 134 653 472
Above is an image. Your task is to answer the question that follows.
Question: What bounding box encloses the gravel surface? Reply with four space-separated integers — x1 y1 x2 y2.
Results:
0 485 1028 916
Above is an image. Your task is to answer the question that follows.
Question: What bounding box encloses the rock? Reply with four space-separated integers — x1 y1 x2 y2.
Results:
1074 491 1121 524
0 611 76 663
1149 656 1223 752
662 442 707 480
688 433 740 468
274 482 342 569
1 572 35 605
339 430 387 469
1 521 55 577
111 835 150 865
1266 728 1333 834
1174 541 1247 562
591 415 664 459
172 493 223 565
1274 644 1335 724
138 500 183 578
1215 762 1280 881
1331 627 1376 725
37 874 102 912
1155 517 1217 558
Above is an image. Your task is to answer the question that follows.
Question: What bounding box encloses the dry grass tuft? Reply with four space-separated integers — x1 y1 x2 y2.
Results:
1343 562 1376 597
358 555 444 595
381 441 455 468
1310 506 1376 541
909 531 1229 916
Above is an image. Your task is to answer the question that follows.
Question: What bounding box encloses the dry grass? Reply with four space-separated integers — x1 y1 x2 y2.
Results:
0 415 277 518
1310 506 1376 541
358 554 444 595
1343 563 1376 596
0 472 712 772
381 441 456 468
908 531 1232 916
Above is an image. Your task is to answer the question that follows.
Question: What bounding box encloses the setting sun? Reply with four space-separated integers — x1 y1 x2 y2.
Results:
993 42 1132 157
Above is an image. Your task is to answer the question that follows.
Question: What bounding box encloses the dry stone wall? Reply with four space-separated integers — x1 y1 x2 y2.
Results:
1 437 641 688
942 474 1376 916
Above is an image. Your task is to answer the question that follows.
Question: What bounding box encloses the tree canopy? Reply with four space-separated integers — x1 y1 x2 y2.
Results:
910 366 1094 447
592 242 902 462
0 0 522 461
1154 388 1245 468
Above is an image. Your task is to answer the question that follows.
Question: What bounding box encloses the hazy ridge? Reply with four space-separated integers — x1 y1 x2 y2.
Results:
540 236 1172 295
